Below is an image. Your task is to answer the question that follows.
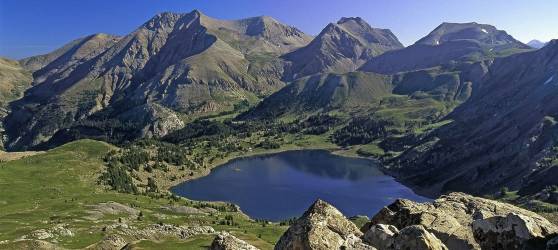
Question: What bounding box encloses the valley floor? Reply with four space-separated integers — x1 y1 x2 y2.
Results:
1 137 557 249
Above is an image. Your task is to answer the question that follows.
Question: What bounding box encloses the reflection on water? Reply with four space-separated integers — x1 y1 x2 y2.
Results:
276 150 384 181
172 150 429 221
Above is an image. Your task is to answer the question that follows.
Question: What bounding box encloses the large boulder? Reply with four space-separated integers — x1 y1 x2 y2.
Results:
362 224 447 250
209 232 259 250
472 213 557 250
275 199 373 250
363 224 398 249
393 225 448 250
368 192 558 250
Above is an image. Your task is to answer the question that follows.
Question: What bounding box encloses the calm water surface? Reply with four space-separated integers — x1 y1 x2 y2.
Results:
172 150 429 221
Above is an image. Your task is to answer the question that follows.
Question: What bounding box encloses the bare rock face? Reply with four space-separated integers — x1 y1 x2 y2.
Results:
274 199 371 250
368 192 558 250
472 213 557 250
363 224 398 249
393 225 448 250
209 232 259 250
277 193 558 250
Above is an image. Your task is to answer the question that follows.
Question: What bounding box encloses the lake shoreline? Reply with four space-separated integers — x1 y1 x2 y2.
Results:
168 147 430 221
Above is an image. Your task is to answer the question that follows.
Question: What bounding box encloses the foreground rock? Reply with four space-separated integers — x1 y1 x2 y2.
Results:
275 199 373 250
393 225 448 250
363 224 398 249
472 213 556 250
368 192 558 250
209 232 259 250
277 193 558 250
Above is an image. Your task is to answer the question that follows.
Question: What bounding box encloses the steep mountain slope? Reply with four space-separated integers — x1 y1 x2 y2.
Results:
283 17 403 80
19 33 121 84
0 58 32 117
3 10 312 150
0 58 33 149
360 22 531 74
391 40 558 197
243 60 486 120
241 71 393 118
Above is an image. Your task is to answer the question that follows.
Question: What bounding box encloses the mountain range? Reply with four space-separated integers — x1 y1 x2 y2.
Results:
2 10 556 201
392 40 558 197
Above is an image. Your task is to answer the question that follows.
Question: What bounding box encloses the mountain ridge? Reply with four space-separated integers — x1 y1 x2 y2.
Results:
390 40 558 197
282 17 403 80
360 22 531 74
3 10 313 150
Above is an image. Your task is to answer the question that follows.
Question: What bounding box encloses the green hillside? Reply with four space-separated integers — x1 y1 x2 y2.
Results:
0 140 287 249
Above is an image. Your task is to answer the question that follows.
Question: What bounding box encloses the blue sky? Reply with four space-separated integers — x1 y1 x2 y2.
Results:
1 0 557 59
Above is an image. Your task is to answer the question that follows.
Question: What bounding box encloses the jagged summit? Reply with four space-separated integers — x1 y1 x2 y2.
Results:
336 17 403 47
4 10 312 150
282 17 403 79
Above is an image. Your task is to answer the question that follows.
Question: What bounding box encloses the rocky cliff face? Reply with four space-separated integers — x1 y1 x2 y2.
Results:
275 193 558 250
391 40 558 197
3 10 312 150
283 17 403 80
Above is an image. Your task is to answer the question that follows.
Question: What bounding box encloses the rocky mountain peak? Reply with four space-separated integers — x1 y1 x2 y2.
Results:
143 12 189 30
282 17 403 79
416 22 529 49
4 10 310 150
340 18 402 48
337 16 365 24
242 15 308 40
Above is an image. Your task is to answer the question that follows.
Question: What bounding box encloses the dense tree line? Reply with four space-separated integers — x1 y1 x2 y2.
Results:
332 117 391 146
301 114 340 135
156 143 192 167
99 161 138 194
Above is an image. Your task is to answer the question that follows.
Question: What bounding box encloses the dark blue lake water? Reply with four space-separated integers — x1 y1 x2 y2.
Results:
171 150 429 221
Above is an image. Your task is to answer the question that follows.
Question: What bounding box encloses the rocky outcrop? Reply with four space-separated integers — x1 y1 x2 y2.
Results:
363 224 398 249
277 193 558 250
274 199 372 250
209 232 259 250
89 234 128 250
368 192 558 250
472 213 557 250
23 224 74 241
393 225 448 250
